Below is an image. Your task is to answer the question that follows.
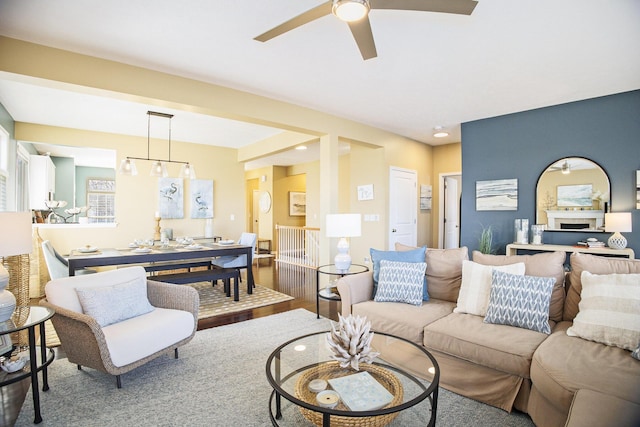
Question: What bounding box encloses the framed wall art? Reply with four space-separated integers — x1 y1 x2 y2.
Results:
557 184 593 207
158 177 184 219
190 179 213 219
476 179 518 211
289 191 306 216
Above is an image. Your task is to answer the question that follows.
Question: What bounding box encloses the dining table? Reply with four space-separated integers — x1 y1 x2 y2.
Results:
66 239 254 290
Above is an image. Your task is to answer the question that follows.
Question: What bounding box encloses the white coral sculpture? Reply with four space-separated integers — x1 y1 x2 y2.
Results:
326 314 380 371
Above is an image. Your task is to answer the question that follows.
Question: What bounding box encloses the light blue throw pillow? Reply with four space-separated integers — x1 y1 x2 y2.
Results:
484 270 555 334
370 246 428 300
374 260 427 306
75 278 155 327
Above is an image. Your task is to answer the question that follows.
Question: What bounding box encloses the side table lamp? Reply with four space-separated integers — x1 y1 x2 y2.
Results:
325 213 361 271
605 212 632 250
0 212 33 322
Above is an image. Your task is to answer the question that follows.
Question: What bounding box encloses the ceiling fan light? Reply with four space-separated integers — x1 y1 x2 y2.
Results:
150 161 168 178
332 0 370 22
561 161 571 174
179 163 197 180
118 158 138 176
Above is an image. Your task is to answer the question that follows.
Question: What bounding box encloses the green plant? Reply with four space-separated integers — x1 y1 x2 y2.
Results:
478 224 495 254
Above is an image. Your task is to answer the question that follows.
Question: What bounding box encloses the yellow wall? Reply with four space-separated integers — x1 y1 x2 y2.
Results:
18 123 246 253
432 143 462 247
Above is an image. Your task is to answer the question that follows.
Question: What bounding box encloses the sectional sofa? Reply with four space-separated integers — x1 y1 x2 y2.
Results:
337 247 640 426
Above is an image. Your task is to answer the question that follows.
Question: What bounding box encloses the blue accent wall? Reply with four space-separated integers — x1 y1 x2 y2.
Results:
461 90 640 255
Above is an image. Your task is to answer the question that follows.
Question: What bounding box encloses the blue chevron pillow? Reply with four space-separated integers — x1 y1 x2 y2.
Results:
484 270 555 334
374 260 427 306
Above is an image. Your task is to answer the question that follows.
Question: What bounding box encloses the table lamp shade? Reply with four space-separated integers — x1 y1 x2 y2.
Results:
0 211 33 322
326 214 361 270
325 214 362 238
605 212 632 250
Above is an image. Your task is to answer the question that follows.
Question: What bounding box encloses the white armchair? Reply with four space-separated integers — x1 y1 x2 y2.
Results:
40 266 199 388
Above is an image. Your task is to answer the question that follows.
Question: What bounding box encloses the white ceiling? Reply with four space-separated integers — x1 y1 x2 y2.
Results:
0 0 638 168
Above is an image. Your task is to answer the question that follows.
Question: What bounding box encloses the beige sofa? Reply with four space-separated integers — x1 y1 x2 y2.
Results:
337 248 640 426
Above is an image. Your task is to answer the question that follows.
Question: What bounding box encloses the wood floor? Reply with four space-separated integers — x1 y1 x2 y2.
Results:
4 260 338 426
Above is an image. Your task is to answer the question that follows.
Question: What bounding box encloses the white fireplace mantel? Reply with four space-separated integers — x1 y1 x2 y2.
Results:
545 210 604 230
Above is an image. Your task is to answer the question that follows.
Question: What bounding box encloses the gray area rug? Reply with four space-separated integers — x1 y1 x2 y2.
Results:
16 309 534 426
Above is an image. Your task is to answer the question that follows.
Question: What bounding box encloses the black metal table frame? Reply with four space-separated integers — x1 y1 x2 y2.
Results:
265 331 439 427
0 306 55 424
67 242 255 290
315 264 369 319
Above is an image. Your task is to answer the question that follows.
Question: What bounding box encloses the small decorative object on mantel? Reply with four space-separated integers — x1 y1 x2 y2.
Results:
326 314 379 371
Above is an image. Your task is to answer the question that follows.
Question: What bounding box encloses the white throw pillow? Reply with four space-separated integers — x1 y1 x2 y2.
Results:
75 277 155 327
374 260 427 306
454 260 526 316
566 271 640 350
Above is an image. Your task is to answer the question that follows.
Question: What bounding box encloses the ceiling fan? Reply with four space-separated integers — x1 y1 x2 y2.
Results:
254 0 478 60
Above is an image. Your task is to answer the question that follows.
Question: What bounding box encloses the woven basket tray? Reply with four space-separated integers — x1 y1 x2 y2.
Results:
294 361 403 427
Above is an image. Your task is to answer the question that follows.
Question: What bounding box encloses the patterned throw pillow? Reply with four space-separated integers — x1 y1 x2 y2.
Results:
374 260 427 306
75 277 155 327
370 246 428 300
484 270 555 334
566 272 640 351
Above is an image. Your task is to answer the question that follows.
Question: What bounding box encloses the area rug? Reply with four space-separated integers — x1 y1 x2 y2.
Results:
19 309 534 427
44 282 293 347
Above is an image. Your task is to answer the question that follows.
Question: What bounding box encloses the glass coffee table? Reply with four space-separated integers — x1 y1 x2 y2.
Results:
266 331 439 427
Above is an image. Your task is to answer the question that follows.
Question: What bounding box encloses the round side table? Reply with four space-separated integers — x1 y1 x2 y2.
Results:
316 264 369 319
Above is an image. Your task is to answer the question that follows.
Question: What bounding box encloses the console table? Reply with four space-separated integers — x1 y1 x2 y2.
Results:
506 243 635 259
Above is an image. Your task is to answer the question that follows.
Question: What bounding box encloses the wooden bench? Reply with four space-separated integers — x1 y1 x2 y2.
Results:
153 268 242 301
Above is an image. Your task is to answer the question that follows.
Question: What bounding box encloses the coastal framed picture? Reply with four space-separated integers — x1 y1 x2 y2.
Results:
557 184 593 207
476 179 518 211
289 191 306 216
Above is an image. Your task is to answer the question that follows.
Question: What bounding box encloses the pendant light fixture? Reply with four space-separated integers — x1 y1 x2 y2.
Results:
118 111 196 179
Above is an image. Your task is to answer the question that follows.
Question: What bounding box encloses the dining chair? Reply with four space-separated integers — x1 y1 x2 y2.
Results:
211 232 257 283
41 240 96 279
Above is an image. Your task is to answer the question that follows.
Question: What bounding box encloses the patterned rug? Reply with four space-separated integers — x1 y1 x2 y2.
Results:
45 282 293 347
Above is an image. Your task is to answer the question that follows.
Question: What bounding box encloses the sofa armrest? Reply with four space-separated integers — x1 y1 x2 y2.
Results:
336 271 374 316
146 280 200 320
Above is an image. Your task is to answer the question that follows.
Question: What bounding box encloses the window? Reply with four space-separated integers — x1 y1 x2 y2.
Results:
86 179 115 223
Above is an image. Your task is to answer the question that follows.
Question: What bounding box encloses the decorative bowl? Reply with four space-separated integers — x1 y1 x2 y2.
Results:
0 356 28 373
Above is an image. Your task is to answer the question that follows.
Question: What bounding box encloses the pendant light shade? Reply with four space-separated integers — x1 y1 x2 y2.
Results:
118 158 138 176
179 163 197 180
150 161 168 178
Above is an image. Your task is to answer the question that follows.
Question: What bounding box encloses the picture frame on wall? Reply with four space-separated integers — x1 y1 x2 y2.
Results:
557 184 593 207
289 191 306 216
476 179 518 211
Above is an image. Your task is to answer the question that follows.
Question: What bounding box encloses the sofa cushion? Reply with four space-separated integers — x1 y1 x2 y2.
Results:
565 252 640 321
370 246 427 299
454 260 525 316
374 260 427 306
566 271 640 350
424 246 469 302
102 307 194 367
45 266 148 313
472 250 566 322
424 312 549 377
353 299 455 346
76 277 155 327
484 270 555 334
531 321 640 414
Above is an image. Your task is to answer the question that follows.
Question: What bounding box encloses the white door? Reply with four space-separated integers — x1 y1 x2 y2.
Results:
252 190 260 235
389 167 417 249
444 175 461 248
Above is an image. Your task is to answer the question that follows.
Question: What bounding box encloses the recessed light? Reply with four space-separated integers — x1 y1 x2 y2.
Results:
295 145 308 150
433 126 449 138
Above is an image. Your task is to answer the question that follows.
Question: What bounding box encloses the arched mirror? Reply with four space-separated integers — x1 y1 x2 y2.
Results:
536 157 610 232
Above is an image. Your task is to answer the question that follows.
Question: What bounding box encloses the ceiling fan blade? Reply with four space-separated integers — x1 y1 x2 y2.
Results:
369 0 478 15
254 1 332 42
348 16 377 60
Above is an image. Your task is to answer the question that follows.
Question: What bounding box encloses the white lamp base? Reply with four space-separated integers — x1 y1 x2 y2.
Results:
608 232 628 250
0 265 15 322
334 237 352 270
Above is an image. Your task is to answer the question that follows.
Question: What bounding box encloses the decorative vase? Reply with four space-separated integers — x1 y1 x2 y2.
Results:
326 314 379 371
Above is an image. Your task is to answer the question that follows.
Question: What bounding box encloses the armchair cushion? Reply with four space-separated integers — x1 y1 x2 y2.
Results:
75 277 154 327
